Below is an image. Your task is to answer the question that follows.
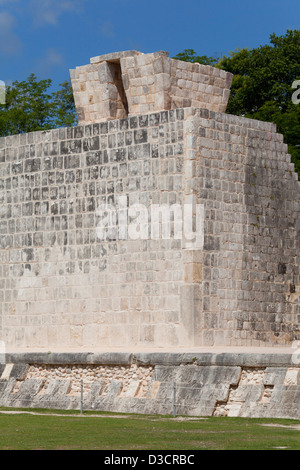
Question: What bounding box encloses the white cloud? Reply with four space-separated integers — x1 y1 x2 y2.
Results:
0 11 22 56
44 48 64 67
35 48 65 76
29 0 86 26
100 21 115 38
0 0 19 5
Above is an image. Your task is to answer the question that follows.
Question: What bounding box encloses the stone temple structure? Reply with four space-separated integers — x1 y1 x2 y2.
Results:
0 51 299 419
70 50 232 123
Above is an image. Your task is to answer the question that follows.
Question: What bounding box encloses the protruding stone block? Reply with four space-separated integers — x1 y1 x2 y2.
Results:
70 50 233 125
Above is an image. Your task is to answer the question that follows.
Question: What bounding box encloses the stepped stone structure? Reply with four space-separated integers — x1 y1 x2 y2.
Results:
0 50 300 419
70 50 232 124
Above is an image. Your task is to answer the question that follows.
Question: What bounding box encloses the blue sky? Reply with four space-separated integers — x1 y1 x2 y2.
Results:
0 0 300 91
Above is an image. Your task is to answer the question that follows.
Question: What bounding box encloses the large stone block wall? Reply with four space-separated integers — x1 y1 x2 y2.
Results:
0 352 300 419
0 106 299 350
0 109 191 349
70 51 233 125
187 108 300 346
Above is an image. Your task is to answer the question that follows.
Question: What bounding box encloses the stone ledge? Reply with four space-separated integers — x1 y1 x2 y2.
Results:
134 352 298 368
90 50 141 64
4 351 299 368
5 352 133 366
1 351 300 419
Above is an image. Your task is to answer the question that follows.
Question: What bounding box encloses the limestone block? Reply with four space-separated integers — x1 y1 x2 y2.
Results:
12 379 44 406
10 364 28 380
155 73 171 93
88 381 106 400
121 380 140 398
154 91 171 111
105 381 123 397
264 367 288 385
102 83 118 101
44 379 71 397
90 50 140 65
98 62 115 85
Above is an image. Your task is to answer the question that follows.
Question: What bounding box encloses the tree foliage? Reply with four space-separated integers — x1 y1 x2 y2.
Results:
172 49 218 66
52 79 78 129
0 74 77 137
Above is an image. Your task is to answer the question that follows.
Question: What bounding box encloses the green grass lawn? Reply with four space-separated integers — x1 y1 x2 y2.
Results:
0 409 299 450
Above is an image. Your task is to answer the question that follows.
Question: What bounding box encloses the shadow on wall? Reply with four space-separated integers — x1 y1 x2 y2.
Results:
242 127 300 344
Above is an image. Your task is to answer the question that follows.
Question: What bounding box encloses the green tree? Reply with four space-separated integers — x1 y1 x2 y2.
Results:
52 79 78 128
0 75 77 137
172 49 218 66
0 74 53 136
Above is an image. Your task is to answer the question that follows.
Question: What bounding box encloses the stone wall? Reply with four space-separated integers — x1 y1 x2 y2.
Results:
0 105 300 350
0 109 190 349
186 108 300 346
0 352 300 419
70 51 233 124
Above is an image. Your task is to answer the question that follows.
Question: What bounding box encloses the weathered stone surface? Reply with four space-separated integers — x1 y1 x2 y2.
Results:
9 364 29 380
0 49 300 419
0 353 299 418
2 106 290 349
70 51 233 125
